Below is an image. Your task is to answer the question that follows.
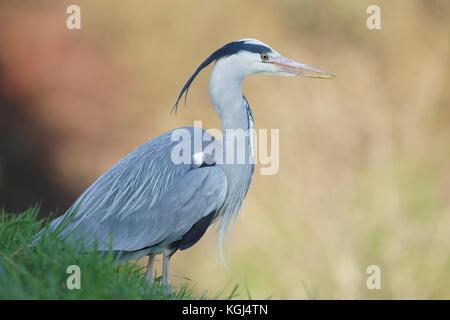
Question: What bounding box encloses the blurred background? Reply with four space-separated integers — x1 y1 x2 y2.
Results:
0 0 449 299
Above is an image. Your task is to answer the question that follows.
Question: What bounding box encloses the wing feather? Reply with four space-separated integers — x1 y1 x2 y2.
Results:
35 127 225 253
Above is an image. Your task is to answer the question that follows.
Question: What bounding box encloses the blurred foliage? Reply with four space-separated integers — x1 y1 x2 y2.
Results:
0 0 449 299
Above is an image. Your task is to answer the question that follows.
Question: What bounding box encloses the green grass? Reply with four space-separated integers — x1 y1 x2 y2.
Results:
0 206 239 300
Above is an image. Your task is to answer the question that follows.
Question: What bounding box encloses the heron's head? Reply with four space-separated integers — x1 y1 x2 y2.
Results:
215 38 335 79
173 38 335 112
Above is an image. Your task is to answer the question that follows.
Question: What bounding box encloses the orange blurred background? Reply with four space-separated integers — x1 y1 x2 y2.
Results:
0 0 449 299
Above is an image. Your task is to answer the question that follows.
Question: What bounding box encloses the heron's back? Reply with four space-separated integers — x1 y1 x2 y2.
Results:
37 127 222 252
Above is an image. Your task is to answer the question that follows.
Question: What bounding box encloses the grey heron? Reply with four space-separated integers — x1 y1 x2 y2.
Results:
34 39 334 292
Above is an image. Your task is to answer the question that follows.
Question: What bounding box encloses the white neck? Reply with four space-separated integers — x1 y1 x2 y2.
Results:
209 58 252 131
206 56 256 262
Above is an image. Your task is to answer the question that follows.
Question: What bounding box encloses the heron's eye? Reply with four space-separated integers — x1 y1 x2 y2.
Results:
261 54 269 61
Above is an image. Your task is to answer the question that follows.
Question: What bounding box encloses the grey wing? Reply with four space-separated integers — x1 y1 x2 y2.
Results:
35 126 224 251
62 166 227 251
118 166 227 251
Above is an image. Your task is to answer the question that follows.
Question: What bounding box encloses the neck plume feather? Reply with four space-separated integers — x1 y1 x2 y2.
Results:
209 69 255 264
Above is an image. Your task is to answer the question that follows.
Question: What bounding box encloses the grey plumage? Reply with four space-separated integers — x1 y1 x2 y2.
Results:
33 38 335 291
38 127 228 257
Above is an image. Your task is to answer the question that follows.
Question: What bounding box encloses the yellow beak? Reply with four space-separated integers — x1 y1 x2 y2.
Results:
271 56 335 79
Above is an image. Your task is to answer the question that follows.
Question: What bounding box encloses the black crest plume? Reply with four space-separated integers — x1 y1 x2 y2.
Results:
171 40 271 113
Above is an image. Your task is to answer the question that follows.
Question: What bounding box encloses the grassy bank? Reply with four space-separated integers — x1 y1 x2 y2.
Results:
0 206 202 299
